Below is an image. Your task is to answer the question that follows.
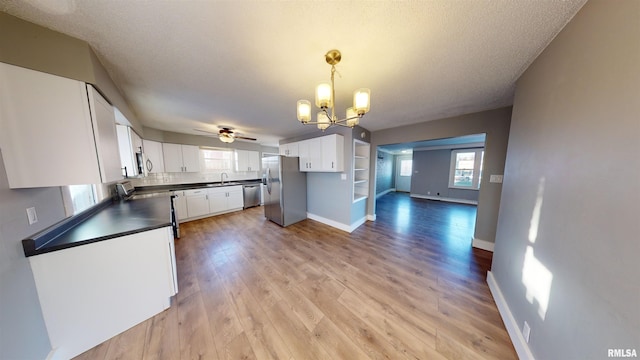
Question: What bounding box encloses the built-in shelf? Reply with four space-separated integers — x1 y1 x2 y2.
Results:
353 139 370 203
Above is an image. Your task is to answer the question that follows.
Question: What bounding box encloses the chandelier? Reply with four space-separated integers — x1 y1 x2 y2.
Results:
296 50 370 130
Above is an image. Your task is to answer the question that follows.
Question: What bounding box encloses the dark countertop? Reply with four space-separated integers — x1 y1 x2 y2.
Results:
134 179 262 195
22 197 172 257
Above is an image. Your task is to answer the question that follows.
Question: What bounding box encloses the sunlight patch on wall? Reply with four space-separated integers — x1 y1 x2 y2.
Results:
528 177 545 244
522 246 553 320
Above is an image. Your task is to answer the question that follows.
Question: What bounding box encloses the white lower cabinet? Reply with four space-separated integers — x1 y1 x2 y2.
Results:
185 189 209 218
29 227 177 360
208 185 244 214
183 186 244 220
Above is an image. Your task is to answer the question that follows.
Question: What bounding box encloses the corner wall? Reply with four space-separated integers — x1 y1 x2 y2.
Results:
491 0 640 358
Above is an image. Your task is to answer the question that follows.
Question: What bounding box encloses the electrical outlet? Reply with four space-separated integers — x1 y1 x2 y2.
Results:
26 207 38 225
523 321 531 343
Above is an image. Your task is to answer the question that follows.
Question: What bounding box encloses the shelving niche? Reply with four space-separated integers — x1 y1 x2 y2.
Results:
353 139 370 202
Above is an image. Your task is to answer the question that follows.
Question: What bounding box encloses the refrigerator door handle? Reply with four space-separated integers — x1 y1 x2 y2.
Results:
266 167 272 195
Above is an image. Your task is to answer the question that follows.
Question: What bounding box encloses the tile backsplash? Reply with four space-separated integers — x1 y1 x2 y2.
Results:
129 171 261 187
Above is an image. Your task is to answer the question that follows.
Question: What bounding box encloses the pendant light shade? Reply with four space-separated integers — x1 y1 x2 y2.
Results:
346 107 359 127
317 112 330 131
315 83 332 109
353 88 371 115
297 100 311 123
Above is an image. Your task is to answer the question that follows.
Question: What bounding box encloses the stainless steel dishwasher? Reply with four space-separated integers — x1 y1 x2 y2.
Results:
243 184 261 209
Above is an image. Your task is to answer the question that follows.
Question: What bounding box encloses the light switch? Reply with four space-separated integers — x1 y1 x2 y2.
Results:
341 173 347 180
489 175 504 183
27 207 38 225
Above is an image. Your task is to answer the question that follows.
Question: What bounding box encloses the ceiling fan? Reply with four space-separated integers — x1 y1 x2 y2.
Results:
194 126 257 143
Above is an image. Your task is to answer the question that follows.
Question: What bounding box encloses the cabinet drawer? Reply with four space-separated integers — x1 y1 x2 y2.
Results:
184 189 207 196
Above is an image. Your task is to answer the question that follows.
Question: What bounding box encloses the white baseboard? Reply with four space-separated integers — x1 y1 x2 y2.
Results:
306 213 366 233
487 271 536 360
410 193 478 205
366 214 376 221
376 188 395 198
472 237 495 252
45 348 57 360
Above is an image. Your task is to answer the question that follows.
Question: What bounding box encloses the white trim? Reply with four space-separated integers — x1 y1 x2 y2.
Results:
306 213 366 233
366 214 376 221
487 272 536 360
45 348 58 360
472 237 495 252
376 188 395 198
410 193 478 205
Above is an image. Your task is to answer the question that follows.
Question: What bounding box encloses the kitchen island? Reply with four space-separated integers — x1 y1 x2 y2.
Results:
22 197 178 360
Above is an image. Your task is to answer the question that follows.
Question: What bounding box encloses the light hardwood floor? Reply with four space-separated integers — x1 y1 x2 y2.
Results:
74 193 517 359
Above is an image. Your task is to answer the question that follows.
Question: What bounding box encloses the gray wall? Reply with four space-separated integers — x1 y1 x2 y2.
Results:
375 150 394 195
0 153 65 359
411 149 479 202
491 0 640 358
369 107 511 243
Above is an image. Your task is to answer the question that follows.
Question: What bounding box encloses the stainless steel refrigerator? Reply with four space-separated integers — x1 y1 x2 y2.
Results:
262 155 307 227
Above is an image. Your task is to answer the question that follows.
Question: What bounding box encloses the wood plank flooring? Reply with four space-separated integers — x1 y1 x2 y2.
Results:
74 192 516 360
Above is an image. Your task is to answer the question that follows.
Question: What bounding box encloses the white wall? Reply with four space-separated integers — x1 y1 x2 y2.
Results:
491 0 640 358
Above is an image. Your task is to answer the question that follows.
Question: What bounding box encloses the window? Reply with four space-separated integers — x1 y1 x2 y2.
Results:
449 149 484 189
61 184 101 216
200 148 233 172
399 159 412 176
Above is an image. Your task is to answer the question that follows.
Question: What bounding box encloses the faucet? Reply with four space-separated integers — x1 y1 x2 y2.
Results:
221 172 228 185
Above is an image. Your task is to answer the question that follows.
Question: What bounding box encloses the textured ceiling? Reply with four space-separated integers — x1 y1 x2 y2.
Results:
1 0 586 146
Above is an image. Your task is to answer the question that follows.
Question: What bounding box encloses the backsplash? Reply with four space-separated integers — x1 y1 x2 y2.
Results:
129 170 261 187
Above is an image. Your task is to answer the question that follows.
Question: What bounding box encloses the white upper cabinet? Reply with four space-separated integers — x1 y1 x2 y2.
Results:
279 142 299 157
298 134 344 172
142 139 165 173
0 62 122 188
87 85 122 183
235 150 260 172
162 143 200 173
298 138 322 171
321 134 344 172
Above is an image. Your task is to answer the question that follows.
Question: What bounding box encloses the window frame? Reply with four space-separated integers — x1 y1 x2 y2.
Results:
199 147 234 172
448 148 484 190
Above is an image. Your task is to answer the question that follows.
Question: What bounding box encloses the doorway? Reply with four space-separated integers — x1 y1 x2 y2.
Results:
395 155 412 193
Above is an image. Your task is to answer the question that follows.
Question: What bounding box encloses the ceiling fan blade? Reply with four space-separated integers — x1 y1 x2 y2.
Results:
234 136 257 141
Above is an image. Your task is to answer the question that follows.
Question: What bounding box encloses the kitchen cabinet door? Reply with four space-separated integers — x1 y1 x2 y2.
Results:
163 143 200 173
207 189 227 214
320 134 344 172
227 186 244 209
280 142 299 157
87 85 122 183
185 190 209 218
235 150 260 172
162 143 183 173
181 145 200 172
142 140 165 173
0 62 104 187
298 138 322 171
116 125 137 177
